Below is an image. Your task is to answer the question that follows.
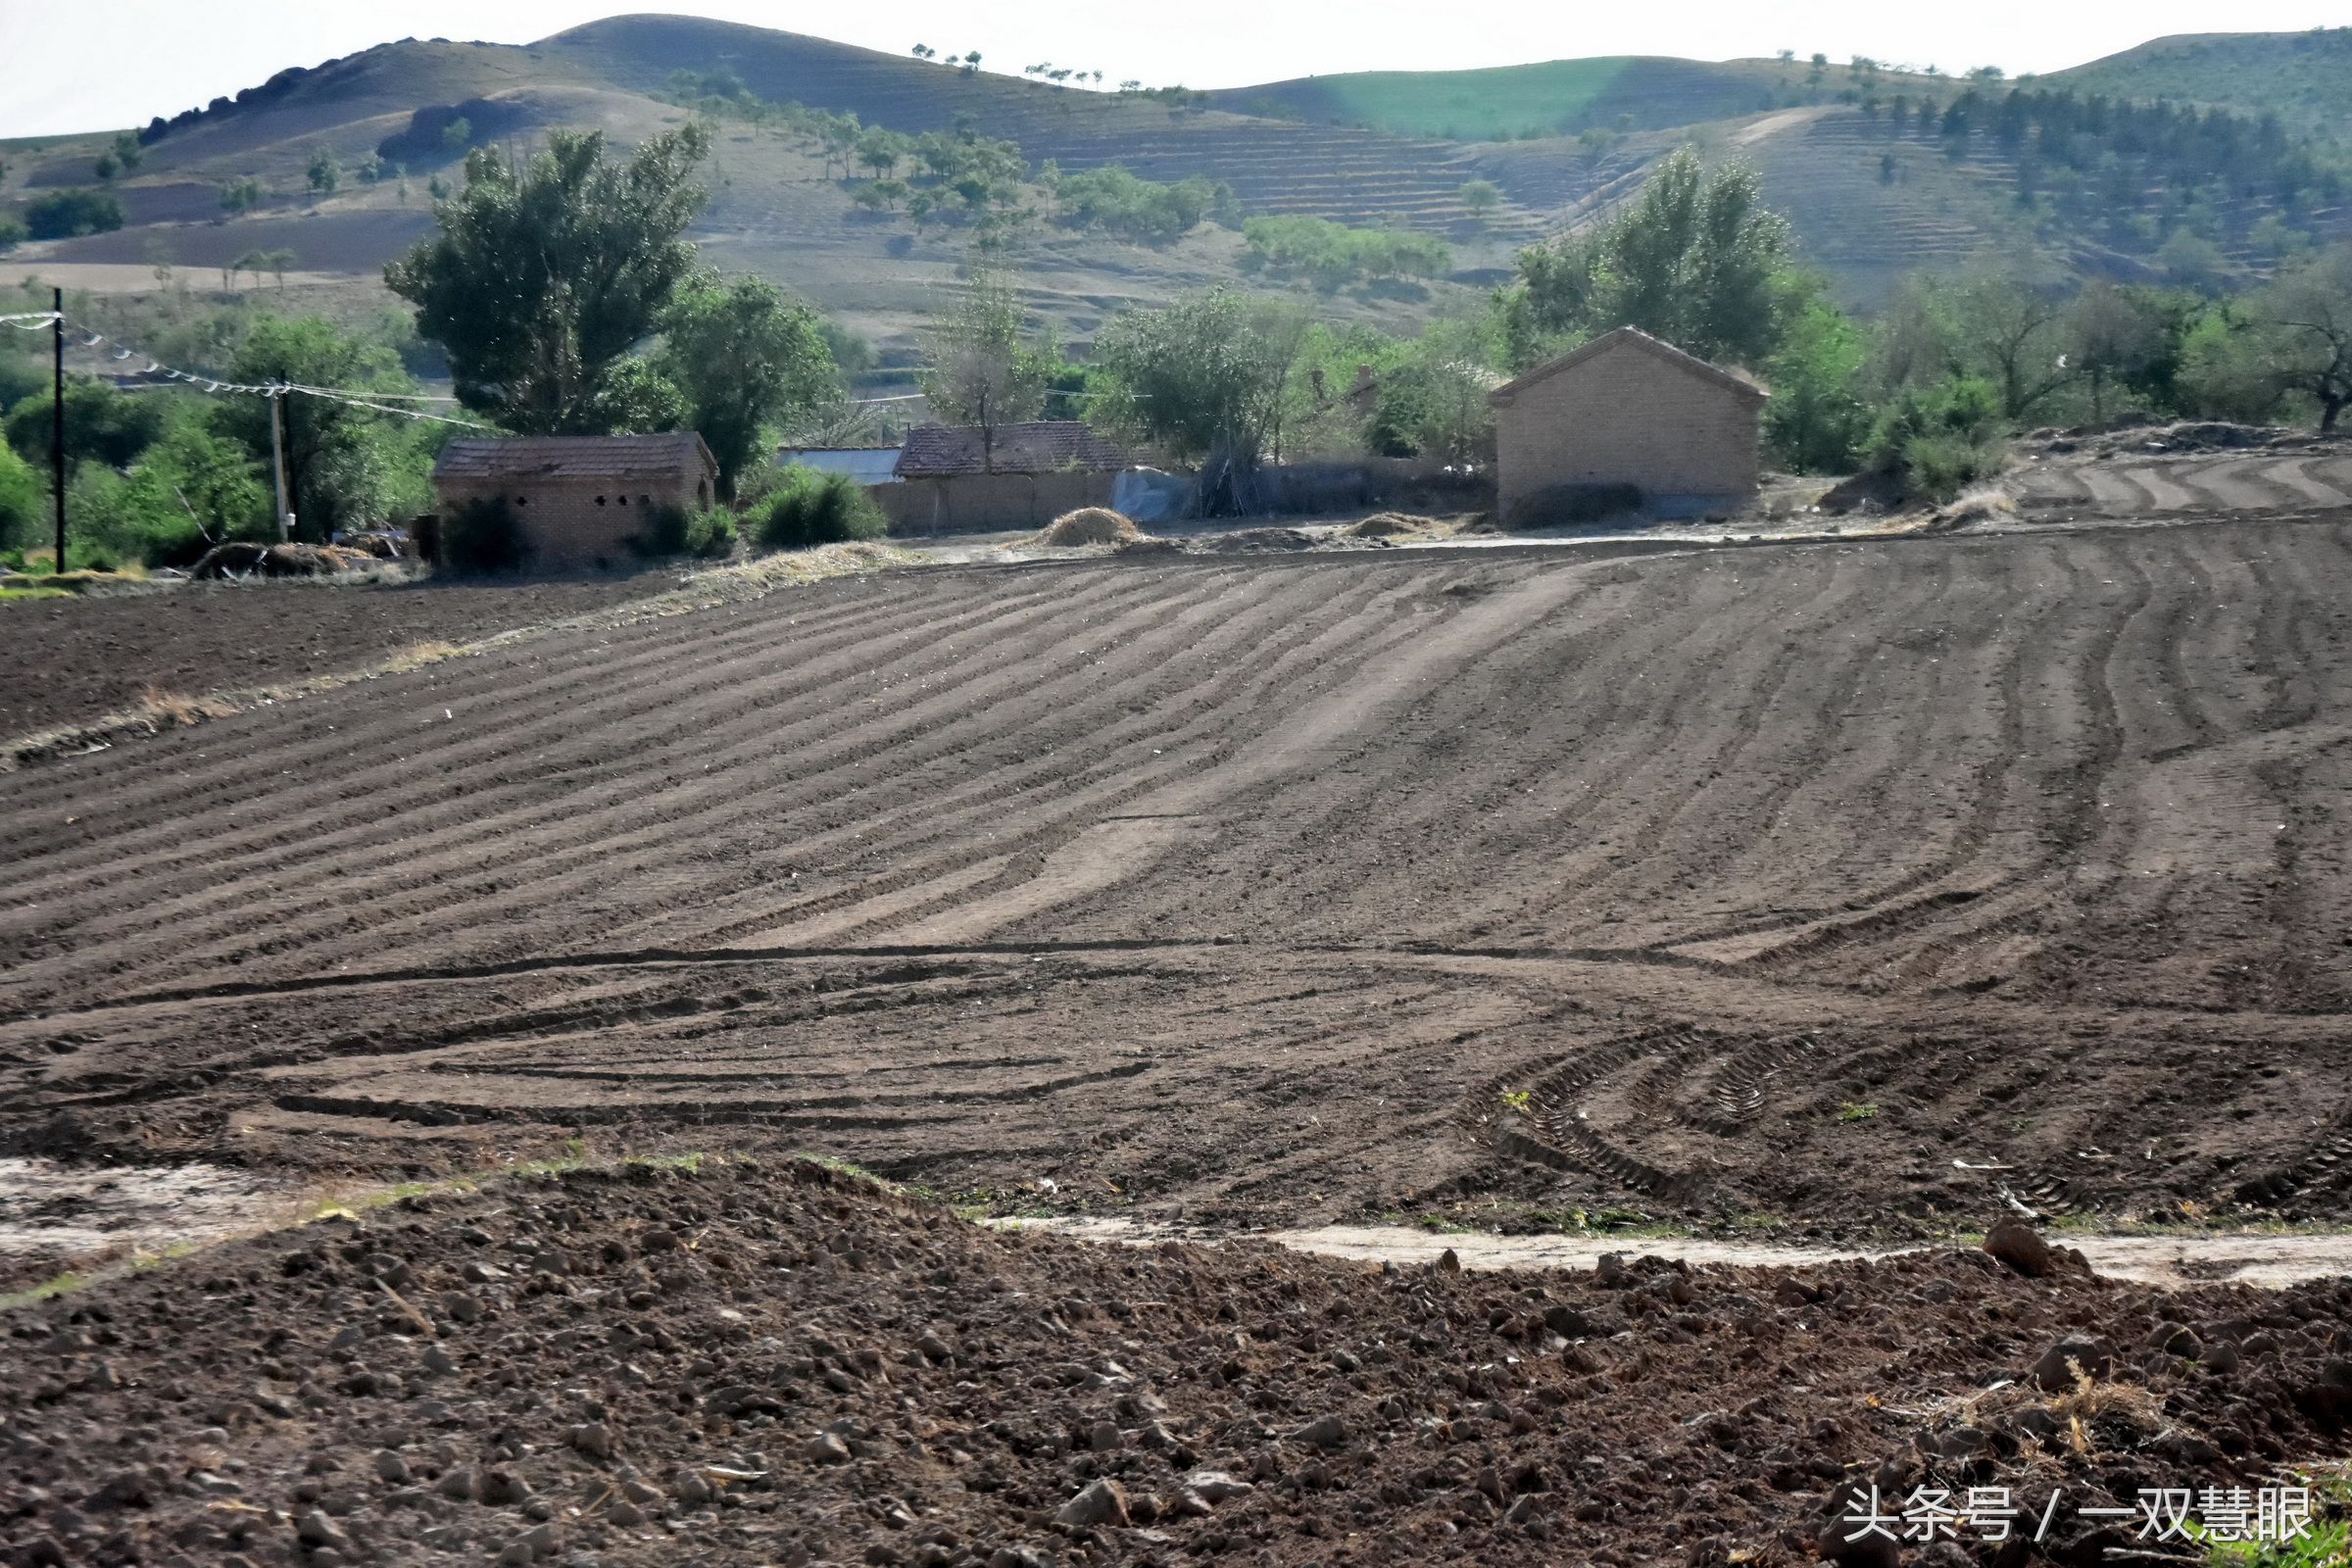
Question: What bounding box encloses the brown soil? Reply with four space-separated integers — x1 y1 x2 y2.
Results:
4 1157 2350 1568
3 520 2352 1243
1342 513 1441 538
1031 511 1144 548
0 571 676 740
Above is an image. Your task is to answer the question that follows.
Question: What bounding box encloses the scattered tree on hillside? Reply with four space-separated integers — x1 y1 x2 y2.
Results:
386 124 711 434
307 148 339 195
658 273 841 498
220 176 263 215
1503 148 1789 368
1458 179 1501 224
24 189 124 240
916 267 1053 473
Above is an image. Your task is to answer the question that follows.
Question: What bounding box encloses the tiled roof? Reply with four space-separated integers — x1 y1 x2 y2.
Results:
895 422 1131 478
1488 326 1768 405
432 432 715 480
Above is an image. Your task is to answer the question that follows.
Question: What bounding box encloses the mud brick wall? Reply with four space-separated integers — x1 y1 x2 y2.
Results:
434 473 712 570
879 470 1117 534
1493 341 1762 523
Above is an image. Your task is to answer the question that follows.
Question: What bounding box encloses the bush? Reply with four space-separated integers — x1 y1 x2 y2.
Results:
438 495 529 573
627 503 737 560
752 467 887 551
1241 215 1451 288
0 445 42 552
0 210 24 255
23 189 125 240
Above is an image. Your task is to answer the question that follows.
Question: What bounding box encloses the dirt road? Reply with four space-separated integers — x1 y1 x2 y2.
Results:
4 519 2351 1238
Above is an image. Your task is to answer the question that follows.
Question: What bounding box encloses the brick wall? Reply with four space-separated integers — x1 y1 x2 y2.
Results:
434 472 710 570
878 471 1117 535
1493 339 1763 524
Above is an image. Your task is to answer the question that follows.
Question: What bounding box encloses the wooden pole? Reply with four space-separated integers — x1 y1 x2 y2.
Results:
269 389 291 541
50 287 65 571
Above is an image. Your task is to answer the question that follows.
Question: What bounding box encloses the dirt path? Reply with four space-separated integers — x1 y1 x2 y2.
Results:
4 520 2352 1242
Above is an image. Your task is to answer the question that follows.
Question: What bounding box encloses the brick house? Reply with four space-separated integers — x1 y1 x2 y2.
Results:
881 421 1131 534
430 433 719 570
1487 326 1767 524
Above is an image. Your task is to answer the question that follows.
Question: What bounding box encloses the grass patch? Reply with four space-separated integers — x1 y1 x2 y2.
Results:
0 586 74 602
1838 1101 1880 1122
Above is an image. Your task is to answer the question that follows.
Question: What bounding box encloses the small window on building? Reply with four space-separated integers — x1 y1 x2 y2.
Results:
639 494 652 508
698 481 710 508
617 493 629 506
514 495 527 506
595 495 607 506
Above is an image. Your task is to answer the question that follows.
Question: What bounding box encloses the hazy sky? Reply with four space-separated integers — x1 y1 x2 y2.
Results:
4 2 2345 138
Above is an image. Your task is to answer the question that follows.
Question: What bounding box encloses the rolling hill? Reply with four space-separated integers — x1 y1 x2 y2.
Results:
0 14 2345 365
2044 26 2352 139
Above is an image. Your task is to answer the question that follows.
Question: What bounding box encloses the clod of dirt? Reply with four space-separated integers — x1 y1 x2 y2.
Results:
1030 508 1143 548
1982 1216 2058 1277
1056 1476 1130 1527
2033 1333 2117 1391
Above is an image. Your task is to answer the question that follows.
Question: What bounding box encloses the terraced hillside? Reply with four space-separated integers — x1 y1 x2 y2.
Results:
1204 56 1795 142
4 519 2351 1241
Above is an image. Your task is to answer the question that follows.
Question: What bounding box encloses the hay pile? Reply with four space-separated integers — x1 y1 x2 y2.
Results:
1343 512 1439 538
189 542 376 580
1030 508 1142 548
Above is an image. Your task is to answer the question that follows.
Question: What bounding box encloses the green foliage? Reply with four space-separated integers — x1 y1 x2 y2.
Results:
306 148 339 195
2240 248 2352 431
1504 149 1789 368
386 125 711 434
1049 166 1236 243
1763 278 1872 472
1457 179 1501 220
5 379 167 470
0 209 23 255
1868 375 2006 500
1243 216 1451 289
1089 288 1312 466
218 177 263 215
627 503 736 560
23 189 125 241
752 466 888 551
658 273 841 497
1361 318 1502 465
0 356 42 415
917 267 1053 462
0 444 41 552
216 315 430 539
440 495 528 573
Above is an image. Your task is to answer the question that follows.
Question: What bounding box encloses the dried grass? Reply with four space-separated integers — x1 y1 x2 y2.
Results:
1343 512 1441 538
1030 509 1143 548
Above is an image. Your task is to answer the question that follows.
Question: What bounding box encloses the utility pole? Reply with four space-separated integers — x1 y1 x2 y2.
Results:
50 287 65 571
269 387 291 541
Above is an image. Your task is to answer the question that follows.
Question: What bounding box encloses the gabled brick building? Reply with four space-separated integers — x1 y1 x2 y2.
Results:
1488 327 1766 525
430 433 718 570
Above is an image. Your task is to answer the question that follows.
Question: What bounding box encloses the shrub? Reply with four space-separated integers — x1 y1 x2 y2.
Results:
438 495 529 573
628 503 737 560
23 189 125 240
752 467 888 551
0 445 41 552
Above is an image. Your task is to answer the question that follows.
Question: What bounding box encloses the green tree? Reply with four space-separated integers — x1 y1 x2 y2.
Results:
2245 248 2352 431
219 176 263 215
385 125 711 434
1457 179 1501 224
307 148 339 195
1940 264 2074 420
2063 281 2167 422
1503 148 1789 368
214 316 426 539
1762 279 1871 472
1089 288 1311 501
916 266 1053 472
4 379 166 469
0 210 24 256
658 273 842 498
24 189 124 239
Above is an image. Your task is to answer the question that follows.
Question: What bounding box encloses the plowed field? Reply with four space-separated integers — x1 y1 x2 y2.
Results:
6 519 2352 1238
